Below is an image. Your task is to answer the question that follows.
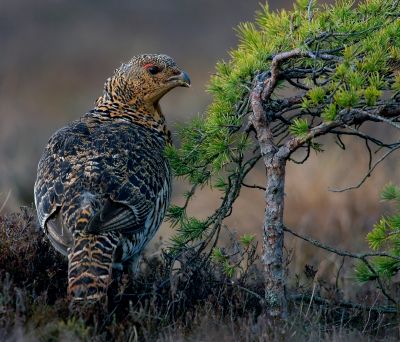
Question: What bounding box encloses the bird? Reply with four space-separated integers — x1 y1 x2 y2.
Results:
34 54 190 305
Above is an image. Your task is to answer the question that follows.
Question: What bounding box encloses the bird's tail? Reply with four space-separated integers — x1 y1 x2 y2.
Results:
67 231 119 304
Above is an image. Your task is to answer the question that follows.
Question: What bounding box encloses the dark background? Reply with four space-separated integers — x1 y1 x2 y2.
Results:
0 0 286 207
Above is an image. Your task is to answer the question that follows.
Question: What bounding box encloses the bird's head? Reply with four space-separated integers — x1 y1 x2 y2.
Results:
98 54 190 111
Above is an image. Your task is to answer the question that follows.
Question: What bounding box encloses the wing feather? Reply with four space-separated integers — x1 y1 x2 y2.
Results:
85 197 152 234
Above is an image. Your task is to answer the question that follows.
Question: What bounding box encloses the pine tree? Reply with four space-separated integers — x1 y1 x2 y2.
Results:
166 0 400 318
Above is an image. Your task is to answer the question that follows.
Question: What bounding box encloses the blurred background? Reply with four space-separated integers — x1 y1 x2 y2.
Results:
1 0 399 293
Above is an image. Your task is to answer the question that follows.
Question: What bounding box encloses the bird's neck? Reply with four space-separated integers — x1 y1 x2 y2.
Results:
89 99 171 144
87 76 172 143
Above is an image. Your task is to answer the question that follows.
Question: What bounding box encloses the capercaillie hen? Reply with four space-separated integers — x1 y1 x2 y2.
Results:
34 54 190 304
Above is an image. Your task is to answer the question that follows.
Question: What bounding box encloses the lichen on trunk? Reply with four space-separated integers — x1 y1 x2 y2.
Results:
263 154 287 317
251 73 288 318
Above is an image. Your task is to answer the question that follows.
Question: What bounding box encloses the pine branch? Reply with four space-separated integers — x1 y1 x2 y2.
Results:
282 104 400 158
283 226 400 263
283 226 398 304
290 294 399 314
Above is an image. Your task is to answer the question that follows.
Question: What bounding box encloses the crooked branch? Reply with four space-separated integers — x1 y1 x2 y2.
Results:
282 104 400 158
261 48 342 102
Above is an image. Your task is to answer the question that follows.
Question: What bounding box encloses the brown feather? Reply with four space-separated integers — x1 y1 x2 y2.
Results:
34 54 190 304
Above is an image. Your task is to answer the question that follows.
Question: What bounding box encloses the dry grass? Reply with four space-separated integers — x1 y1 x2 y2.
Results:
0 208 399 341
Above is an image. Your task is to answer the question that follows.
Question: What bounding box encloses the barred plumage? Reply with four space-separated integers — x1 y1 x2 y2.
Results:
34 54 190 304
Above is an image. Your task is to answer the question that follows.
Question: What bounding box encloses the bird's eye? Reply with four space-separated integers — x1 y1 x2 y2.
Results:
144 64 161 75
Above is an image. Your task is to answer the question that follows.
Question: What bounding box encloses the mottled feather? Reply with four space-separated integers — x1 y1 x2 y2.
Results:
34 54 190 303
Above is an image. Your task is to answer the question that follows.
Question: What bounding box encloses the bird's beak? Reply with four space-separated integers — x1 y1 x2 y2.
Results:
167 71 191 87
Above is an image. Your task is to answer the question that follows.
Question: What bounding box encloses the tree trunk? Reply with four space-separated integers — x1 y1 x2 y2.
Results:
251 73 288 318
262 151 287 318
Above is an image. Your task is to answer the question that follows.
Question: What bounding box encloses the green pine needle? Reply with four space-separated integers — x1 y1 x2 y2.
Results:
211 247 227 263
240 234 256 247
223 261 236 278
381 183 400 202
357 183 400 284
364 85 381 106
367 218 389 250
321 103 337 122
307 87 326 105
289 118 309 137
355 261 378 282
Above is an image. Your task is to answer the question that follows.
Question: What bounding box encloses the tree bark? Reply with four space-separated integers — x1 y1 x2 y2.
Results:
262 149 287 318
251 73 288 318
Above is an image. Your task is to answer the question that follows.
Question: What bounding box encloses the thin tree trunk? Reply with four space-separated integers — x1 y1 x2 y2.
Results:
263 153 287 318
251 73 287 318
254 123 287 318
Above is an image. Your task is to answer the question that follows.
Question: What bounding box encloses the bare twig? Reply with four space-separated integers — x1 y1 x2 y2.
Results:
228 283 264 302
283 226 400 262
241 182 266 191
330 145 400 192
362 295 379 333
0 190 12 214
335 256 345 290
365 112 400 130
335 125 400 148
285 77 310 90
289 143 311 164
290 294 399 314
305 282 316 318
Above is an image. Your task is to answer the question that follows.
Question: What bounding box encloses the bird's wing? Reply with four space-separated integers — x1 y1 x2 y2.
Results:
45 209 72 256
82 121 170 235
35 118 170 238
85 196 151 234
34 125 72 229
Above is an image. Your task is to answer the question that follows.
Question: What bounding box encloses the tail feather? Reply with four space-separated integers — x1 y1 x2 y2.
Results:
74 192 98 231
68 232 119 303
